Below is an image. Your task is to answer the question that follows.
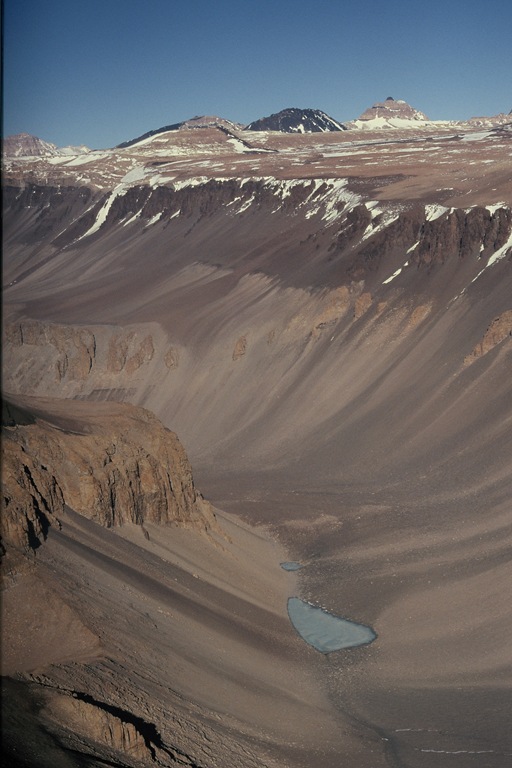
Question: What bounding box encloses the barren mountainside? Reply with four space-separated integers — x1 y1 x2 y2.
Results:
2 107 512 768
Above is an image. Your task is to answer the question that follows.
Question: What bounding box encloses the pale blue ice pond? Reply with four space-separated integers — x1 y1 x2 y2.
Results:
280 561 302 571
287 597 376 653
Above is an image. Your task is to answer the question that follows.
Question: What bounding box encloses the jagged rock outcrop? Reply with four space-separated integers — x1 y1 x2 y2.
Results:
45 693 152 764
232 335 247 360
2 184 96 242
4 180 511 292
1 397 215 556
414 206 512 267
1 437 65 553
3 677 202 768
51 177 351 246
344 204 512 278
464 310 512 364
39 688 200 767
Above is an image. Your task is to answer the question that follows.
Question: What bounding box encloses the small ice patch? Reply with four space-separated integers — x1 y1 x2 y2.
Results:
460 130 492 141
383 266 403 284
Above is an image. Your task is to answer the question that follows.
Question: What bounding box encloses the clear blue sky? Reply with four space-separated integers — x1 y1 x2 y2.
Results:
3 0 511 149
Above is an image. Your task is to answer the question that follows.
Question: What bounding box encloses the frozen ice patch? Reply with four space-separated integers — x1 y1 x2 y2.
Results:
288 597 376 653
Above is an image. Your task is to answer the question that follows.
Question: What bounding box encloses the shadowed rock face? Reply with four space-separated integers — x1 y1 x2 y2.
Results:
2 123 512 768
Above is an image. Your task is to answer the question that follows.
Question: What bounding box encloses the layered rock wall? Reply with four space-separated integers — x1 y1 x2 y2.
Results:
1 398 215 556
3 320 177 399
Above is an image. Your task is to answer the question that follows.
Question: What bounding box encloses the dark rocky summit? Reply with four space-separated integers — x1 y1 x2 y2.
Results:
245 107 347 132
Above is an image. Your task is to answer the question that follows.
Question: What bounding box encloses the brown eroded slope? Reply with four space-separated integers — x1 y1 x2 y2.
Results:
2 121 512 767
2 395 374 768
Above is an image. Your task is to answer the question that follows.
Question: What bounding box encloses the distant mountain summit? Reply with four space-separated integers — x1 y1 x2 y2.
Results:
3 132 89 157
117 115 243 149
3 133 59 157
2 133 90 157
357 97 429 123
467 110 512 128
245 108 347 133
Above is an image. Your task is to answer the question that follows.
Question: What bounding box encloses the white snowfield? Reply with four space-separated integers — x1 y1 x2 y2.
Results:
348 117 454 130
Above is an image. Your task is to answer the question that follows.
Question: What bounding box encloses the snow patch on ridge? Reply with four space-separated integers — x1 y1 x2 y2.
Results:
383 260 409 284
75 175 365 237
425 204 450 221
360 201 400 242
47 151 110 167
77 166 152 240
227 136 251 153
484 229 512 270
144 213 163 227
486 202 508 214
301 179 360 222
77 190 123 240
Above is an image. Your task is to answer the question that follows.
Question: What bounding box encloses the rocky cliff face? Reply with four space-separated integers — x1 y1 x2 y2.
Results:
464 309 512 364
3 319 175 399
1 396 215 557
